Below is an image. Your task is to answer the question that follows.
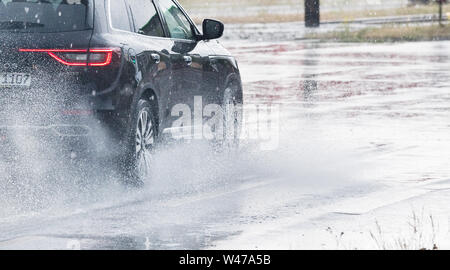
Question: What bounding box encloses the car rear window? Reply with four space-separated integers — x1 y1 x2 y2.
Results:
0 0 92 33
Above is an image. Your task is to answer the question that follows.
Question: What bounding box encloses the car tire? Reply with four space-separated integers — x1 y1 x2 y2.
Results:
220 81 243 150
122 99 157 186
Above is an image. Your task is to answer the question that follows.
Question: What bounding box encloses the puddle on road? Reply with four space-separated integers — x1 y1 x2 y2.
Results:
228 40 450 184
1 40 449 249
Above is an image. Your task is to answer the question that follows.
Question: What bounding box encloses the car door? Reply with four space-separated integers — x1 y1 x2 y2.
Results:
155 0 218 130
125 0 176 131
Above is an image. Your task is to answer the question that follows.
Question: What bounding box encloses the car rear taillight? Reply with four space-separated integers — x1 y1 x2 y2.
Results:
18 48 118 67
88 49 115 67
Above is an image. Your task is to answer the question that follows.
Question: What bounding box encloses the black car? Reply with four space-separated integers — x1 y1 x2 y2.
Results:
0 0 243 184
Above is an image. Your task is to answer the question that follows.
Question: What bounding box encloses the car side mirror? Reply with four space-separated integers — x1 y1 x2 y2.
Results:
201 19 224 40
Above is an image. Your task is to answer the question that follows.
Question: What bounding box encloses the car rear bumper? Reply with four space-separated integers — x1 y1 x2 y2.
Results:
0 114 126 162
0 124 91 137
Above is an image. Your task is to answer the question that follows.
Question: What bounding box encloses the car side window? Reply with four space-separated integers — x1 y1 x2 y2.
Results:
128 0 165 37
157 0 194 40
110 0 132 32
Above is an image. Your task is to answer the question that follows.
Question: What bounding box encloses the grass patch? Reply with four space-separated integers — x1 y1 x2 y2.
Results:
369 212 440 250
205 7 448 24
306 23 450 42
179 0 298 7
179 0 449 24
322 4 449 23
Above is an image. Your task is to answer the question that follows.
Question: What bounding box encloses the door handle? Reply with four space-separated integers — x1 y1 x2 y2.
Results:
150 53 160 64
183 56 192 66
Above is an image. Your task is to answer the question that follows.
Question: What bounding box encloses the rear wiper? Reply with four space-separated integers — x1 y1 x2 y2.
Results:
0 21 45 30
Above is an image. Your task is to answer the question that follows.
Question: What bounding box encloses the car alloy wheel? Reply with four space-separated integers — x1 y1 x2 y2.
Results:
135 106 155 180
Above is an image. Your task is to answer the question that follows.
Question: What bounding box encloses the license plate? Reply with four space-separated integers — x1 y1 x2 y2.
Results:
0 73 32 87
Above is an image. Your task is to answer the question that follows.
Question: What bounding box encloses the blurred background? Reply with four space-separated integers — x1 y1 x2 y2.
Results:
179 0 449 42
180 0 445 23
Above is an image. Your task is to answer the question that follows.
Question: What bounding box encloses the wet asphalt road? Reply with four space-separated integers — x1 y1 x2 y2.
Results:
0 40 449 249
